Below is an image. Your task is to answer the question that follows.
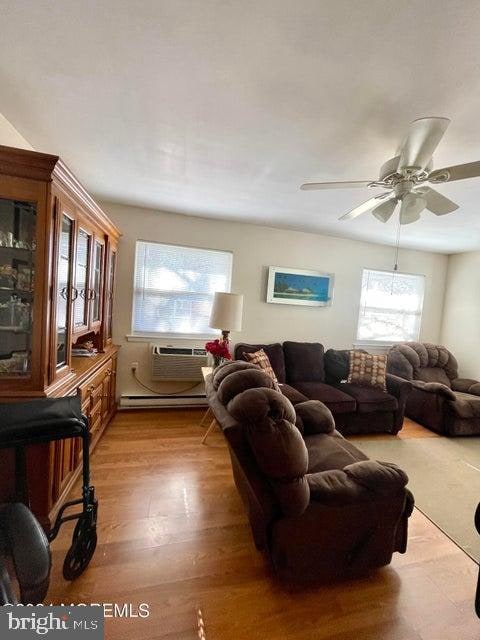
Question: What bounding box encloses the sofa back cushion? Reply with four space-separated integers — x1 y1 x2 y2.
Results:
416 366 451 387
227 386 310 517
234 343 286 383
324 349 351 384
388 342 458 383
283 341 325 383
217 368 275 405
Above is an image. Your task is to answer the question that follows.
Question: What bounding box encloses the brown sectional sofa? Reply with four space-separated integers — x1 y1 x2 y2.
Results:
235 341 412 435
388 342 480 436
206 360 414 584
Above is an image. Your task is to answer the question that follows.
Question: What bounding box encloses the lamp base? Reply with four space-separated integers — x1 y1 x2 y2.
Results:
221 330 230 343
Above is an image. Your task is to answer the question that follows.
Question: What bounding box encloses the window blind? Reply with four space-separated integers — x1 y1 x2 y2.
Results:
133 241 232 336
356 269 425 342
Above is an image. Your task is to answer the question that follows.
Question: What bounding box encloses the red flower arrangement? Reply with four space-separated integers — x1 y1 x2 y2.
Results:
205 339 232 361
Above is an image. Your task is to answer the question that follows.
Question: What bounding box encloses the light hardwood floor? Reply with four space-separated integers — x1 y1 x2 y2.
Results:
48 410 479 639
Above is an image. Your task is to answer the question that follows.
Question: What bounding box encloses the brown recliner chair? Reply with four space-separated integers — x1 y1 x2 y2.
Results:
206 360 414 584
387 342 480 436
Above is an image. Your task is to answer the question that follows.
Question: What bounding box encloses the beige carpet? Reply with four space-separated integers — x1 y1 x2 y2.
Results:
349 435 480 563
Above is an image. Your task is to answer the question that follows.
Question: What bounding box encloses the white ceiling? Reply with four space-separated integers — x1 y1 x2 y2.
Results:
1 0 480 253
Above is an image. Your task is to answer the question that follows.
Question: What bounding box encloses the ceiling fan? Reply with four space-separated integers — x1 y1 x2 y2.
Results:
300 117 480 224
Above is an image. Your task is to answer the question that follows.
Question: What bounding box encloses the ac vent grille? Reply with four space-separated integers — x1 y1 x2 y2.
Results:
151 344 207 381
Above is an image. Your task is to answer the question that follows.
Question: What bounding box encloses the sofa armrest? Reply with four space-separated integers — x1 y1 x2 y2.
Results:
385 374 412 432
307 460 409 505
295 400 335 436
451 378 480 395
411 379 456 400
386 373 412 399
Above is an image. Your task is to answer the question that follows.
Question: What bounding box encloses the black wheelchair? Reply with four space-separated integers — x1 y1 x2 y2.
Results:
0 395 98 603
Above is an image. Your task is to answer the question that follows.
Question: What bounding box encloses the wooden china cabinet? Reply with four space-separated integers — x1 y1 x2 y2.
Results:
0 145 121 529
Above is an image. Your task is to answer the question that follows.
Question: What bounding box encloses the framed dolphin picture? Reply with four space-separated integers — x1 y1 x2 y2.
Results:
266 266 334 307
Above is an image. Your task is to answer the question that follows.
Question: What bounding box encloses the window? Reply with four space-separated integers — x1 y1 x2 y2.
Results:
356 269 425 343
133 241 232 336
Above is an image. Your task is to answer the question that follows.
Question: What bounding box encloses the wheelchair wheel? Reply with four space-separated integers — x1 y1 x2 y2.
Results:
63 519 97 581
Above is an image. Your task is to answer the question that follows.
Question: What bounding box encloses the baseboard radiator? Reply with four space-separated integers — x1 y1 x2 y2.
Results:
119 394 208 409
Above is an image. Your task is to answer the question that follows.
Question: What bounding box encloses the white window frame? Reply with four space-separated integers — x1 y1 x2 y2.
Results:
130 240 233 340
355 268 425 347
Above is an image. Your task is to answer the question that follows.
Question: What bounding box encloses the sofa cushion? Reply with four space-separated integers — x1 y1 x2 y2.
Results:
347 351 387 391
295 400 335 435
212 360 260 390
291 381 356 414
324 348 351 384
388 342 458 381
283 341 325 383
305 431 368 474
335 383 398 414
449 392 480 419
235 343 286 383
217 368 275 405
416 366 451 387
278 383 309 405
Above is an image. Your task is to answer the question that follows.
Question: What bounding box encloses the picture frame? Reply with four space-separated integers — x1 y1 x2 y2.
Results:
266 266 334 307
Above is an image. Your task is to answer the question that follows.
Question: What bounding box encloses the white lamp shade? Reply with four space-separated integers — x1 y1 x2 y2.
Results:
209 292 243 332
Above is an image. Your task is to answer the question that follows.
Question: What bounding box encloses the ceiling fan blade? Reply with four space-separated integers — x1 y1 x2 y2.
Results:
371 198 398 223
429 160 480 183
398 117 450 173
339 192 393 221
419 187 459 216
300 181 374 191
399 192 426 225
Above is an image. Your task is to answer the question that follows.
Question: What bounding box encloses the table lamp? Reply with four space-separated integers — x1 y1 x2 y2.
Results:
209 292 243 342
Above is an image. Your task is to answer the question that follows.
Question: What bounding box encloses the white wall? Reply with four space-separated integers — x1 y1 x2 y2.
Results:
440 251 480 379
102 202 448 397
0 113 33 149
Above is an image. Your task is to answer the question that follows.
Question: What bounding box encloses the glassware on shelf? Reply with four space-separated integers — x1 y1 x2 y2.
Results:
0 197 36 377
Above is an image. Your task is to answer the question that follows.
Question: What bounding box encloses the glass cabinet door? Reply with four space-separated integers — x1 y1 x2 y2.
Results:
105 248 116 342
90 238 104 326
55 214 73 369
73 228 91 332
0 198 36 377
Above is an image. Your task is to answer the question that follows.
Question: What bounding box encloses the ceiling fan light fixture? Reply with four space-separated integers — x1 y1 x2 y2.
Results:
400 192 426 225
371 198 397 223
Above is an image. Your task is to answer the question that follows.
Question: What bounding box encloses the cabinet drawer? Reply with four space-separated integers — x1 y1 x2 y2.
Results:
90 397 102 420
90 383 103 404
89 396 102 432
79 358 113 402
81 398 90 417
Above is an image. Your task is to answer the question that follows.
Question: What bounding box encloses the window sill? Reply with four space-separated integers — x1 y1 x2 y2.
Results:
353 340 396 348
126 333 218 343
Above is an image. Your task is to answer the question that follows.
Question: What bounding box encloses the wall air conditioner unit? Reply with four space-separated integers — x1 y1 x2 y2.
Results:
151 344 208 381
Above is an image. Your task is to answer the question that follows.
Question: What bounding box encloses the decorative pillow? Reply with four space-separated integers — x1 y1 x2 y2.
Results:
347 351 387 391
245 349 281 391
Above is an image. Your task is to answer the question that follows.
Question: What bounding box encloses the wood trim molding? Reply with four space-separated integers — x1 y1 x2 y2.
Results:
0 145 59 181
0 144 121 240
52 160 121 240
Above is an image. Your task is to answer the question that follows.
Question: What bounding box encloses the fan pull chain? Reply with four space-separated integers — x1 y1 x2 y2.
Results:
391 219 402 294
393 218 402 271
